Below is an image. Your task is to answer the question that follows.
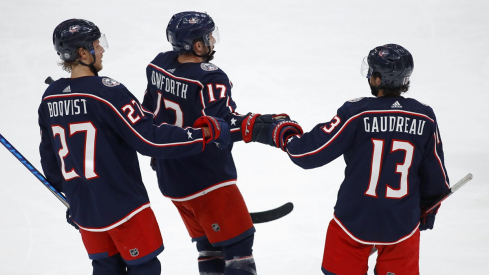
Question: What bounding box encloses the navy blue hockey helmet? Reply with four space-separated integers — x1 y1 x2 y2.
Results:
361 44 414 88
53 19 102 61
166 11 219 53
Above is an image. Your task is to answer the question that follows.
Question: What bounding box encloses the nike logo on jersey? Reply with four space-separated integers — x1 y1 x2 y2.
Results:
391 101 402 108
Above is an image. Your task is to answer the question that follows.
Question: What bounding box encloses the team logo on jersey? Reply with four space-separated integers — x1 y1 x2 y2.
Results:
167 68 176 73
102 78 120 87
201 63 218 71
212 223 220 232
348 97 364 102
69 25 80 33
129 248 139 257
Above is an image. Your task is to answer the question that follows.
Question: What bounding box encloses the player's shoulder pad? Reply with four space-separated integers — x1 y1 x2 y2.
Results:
199 63 230 84
100 77 122 88
409 98 430 107
200 62 219 72
346 97 366 103
340 97 371 117
406 98 437 121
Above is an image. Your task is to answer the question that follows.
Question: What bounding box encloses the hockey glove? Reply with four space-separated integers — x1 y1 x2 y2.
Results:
66 209 79 230
419 205 440 231
239 113 291 143
271 120 303 151
194 116 230 149
250 115 303 151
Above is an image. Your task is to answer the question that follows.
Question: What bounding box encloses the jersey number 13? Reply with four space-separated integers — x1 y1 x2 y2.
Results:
365 139 414 199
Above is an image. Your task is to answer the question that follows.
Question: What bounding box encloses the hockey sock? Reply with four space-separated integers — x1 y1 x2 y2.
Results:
92 253 127 275
222 235 256 275
126 257 161 275
197 238 225 274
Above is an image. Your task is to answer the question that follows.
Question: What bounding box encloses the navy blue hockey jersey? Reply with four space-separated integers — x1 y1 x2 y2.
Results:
39 76 206 229
143 51 241 200
285 96 450 244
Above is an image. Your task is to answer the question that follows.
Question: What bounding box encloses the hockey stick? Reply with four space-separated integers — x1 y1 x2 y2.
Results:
421 173 473 216
45 76 54 84
2 132 293 223
250 202 294 223
0 133 69 208
369 173 473 256
4 128 294 224
43 76 294 223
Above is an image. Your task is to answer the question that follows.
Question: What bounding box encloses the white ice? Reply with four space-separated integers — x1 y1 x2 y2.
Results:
1 0 488 274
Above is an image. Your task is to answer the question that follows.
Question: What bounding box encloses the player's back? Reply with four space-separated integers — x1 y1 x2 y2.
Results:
144 51 238 199
39 76 150 229
286 95 449 243
336 96 448 243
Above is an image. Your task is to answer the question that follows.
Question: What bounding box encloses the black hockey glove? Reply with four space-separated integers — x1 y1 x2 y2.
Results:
238 113 291 143
193 116 230 149
66 209 79 230
251 115 303 151
419 205 439 231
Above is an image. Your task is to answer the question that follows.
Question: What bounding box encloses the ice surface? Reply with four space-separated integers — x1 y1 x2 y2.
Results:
1 0 488 274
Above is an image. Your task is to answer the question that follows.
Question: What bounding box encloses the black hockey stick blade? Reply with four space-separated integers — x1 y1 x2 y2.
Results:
45 76 54 85
250 202 294 224
422 173 473 216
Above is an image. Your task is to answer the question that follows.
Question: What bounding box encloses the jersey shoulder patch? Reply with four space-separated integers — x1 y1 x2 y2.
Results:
347 97 365 103
201 63 219 71
102 77 121 87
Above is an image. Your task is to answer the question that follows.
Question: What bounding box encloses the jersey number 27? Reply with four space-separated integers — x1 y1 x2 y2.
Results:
51 122 98 181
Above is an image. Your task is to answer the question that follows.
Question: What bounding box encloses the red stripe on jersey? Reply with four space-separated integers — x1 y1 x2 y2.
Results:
43 93 203 147
288 110 435 158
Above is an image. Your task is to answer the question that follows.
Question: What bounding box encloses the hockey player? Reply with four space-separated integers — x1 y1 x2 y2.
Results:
142 11 300 275
254 44 450 275
39 19 230 275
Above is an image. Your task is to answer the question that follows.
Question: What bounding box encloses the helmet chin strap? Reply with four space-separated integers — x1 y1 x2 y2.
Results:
78 53 99 76
192 46 215 62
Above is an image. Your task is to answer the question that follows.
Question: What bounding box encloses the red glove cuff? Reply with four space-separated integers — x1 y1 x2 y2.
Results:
241 113 261 143
194 116 221 144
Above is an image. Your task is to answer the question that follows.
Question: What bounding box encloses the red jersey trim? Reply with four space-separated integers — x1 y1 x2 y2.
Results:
333 215 418 245
166 179 237 201
78 203 151 232
288 109 436 158
43 93 204 147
